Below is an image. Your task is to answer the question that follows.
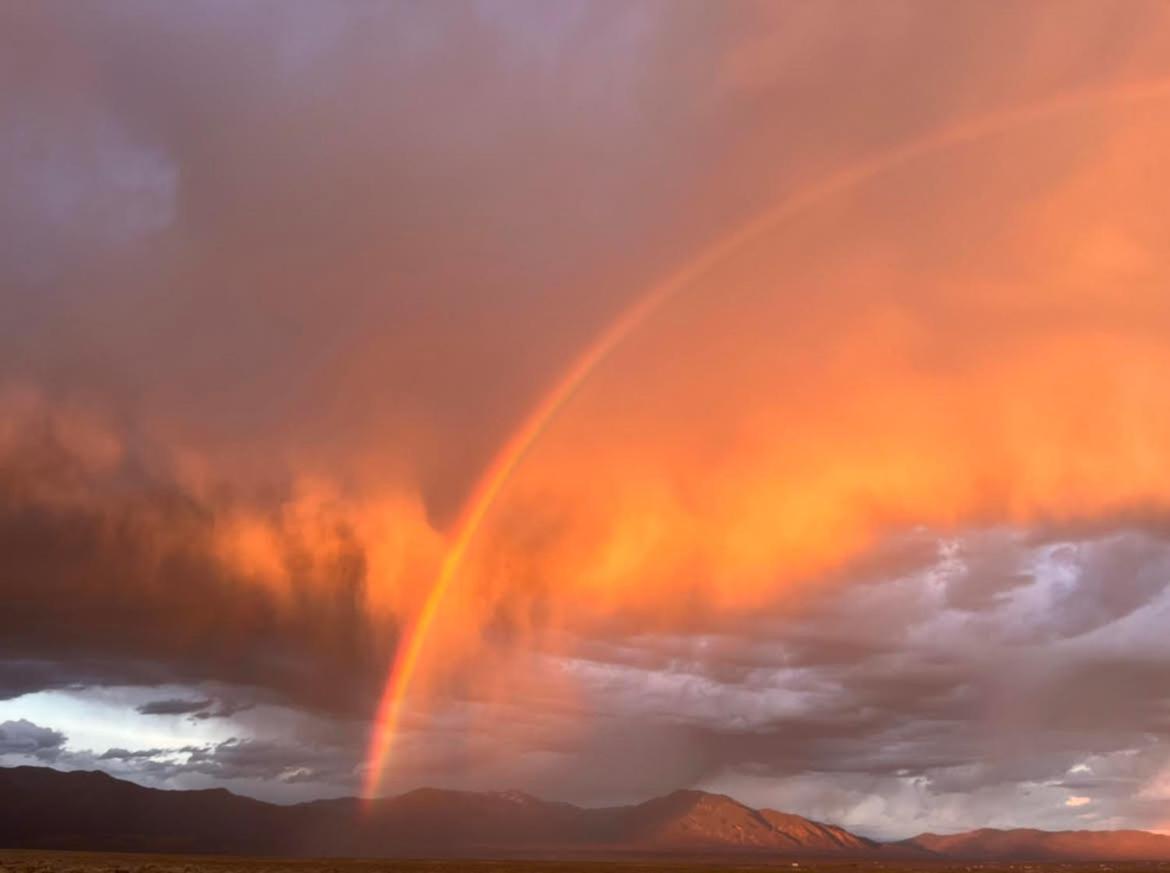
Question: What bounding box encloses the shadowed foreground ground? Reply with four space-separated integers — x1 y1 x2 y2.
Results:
4 849 1170 873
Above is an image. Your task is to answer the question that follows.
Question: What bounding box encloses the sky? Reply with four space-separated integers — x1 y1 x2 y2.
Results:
4 0 1170 841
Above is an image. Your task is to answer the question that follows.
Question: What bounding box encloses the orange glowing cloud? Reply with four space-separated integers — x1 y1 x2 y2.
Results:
362 78 1170 795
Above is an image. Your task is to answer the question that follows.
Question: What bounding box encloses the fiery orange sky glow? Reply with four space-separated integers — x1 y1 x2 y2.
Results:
362 77 1170 797
9 0 1170 840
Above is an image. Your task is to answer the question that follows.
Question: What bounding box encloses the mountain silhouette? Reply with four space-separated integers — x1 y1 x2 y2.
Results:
5 766 1170 861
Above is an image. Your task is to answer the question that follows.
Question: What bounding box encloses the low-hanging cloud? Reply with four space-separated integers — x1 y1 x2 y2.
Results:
0 719 66 761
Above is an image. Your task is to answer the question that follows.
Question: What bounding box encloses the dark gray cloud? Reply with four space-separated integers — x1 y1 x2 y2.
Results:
181 738 362 787
0 660 116 701
99 747 179 761
0 719 66 761
135 697 255 719
191 700 257 721
137 698 215 716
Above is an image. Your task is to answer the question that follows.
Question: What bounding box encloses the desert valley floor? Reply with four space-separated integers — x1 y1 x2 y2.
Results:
4 849 1170 873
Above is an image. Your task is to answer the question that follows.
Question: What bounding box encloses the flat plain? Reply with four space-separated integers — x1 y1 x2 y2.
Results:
3 849 1170 873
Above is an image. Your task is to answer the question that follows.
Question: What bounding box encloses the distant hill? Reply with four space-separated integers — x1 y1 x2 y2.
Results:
901 826 1170 861
583 789 880 853
0 766 289 855
5 765 1170 861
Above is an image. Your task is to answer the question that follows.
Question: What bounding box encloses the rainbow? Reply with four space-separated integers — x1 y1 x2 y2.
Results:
362 77 1170 800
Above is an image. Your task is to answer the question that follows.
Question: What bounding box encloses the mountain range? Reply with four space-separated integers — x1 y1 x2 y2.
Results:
3 765 1170 862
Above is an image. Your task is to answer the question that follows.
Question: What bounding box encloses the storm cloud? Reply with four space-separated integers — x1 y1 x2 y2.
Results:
4 0 1170 839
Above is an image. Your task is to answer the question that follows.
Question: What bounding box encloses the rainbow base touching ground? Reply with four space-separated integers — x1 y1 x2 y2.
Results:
362 76 1170 800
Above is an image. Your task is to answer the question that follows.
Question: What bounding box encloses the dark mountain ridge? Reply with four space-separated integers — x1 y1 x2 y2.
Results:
4 766 1170 862
0 767 887 859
